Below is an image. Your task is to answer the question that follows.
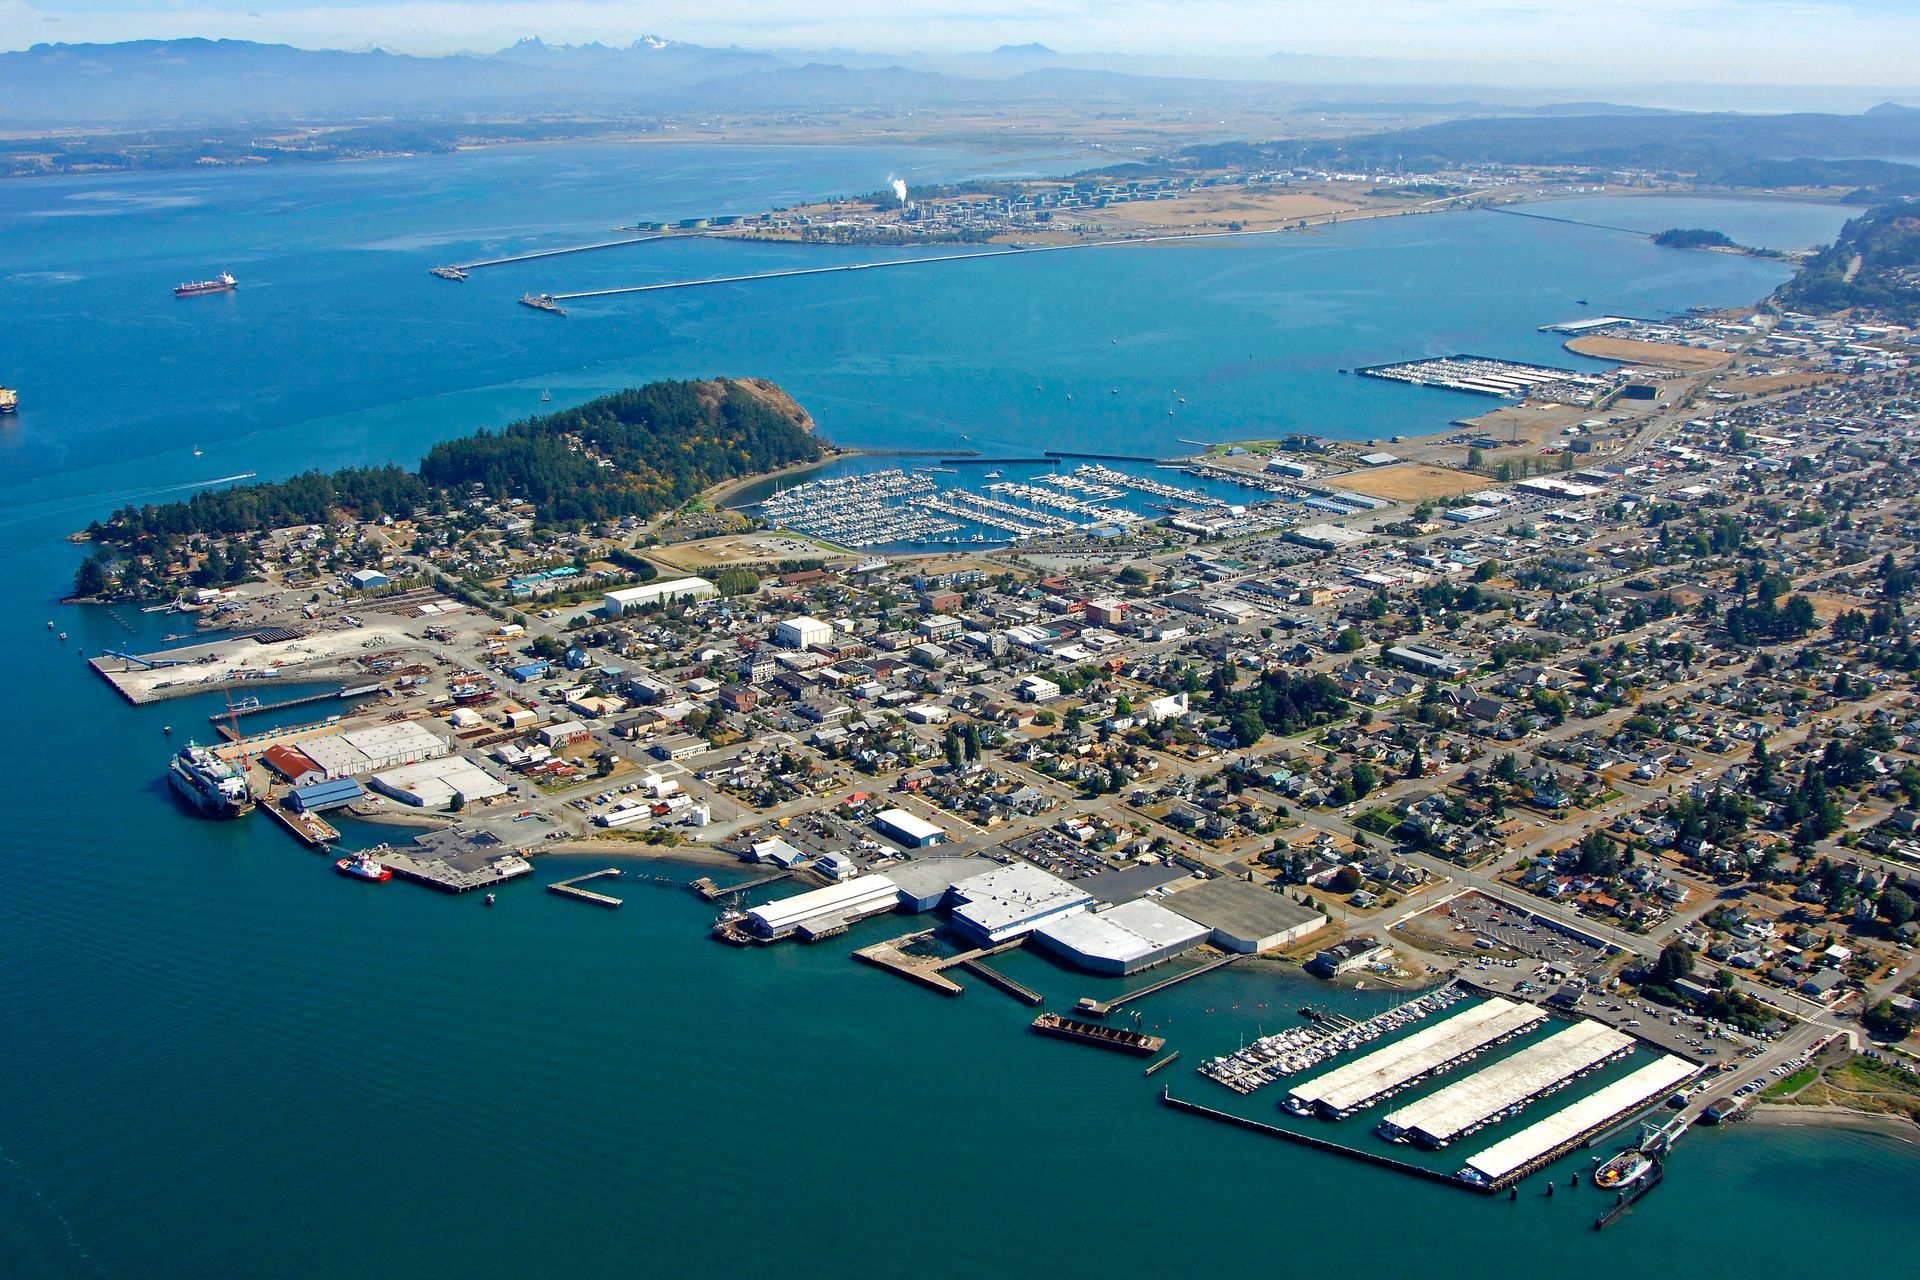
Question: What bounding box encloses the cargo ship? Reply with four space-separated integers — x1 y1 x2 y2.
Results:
175 272 237 298
1031 1011 1165 1056
168 741 254 817
0 387 16 414
335 852 393 882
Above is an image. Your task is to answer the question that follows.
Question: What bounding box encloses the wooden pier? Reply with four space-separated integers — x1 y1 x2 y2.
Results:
208 684 381 724
693 870 793 902
548 868 625 908
853 932 965 996
957 958 1043 1005
1144 1050 1182 1077
1075 953 1242 1018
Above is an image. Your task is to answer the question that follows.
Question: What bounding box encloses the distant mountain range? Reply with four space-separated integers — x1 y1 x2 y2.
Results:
5 36 1910 129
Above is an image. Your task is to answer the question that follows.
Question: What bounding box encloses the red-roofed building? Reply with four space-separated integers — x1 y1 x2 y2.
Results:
262 744 326 787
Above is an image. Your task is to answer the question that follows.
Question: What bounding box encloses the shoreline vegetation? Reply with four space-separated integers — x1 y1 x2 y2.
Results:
69 377 823 602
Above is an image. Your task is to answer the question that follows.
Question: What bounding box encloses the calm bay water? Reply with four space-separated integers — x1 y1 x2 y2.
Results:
1 143 1914 1278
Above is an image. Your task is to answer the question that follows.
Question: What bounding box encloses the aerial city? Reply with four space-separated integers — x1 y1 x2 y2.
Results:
4 1 1920 1276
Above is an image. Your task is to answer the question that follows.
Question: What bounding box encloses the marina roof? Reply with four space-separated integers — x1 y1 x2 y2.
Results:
1289 998 1546 1114
1380 1020 1633 1144
1463 1054 1696 1183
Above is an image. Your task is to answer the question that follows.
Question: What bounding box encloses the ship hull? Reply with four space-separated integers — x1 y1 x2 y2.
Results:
168 763 251 818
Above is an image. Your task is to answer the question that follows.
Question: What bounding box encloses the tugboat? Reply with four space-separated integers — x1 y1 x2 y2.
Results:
334 852 393 882
0 386 18 414
1594 1148 1654 1190
175 272 238 298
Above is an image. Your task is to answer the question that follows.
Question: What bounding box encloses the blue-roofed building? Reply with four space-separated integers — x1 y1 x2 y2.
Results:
289 777 366 813
347 569 390 591
509 660 552 683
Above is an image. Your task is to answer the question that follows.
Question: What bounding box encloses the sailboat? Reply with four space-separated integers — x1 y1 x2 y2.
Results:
541 389 553 403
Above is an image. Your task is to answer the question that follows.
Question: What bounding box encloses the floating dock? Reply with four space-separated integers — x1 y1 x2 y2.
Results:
1031 1011 1165 1056
1287 997 1546 1118
1458 1054 1697 1189
1160 1091 1483 1194
548 867 625 908
1377 1020 1635 1147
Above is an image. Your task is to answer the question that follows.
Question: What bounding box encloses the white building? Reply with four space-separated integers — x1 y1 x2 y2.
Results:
1031 900 1210 974
949 863 1093 945
602 577 718 616
873 808 947 848
776 616 834 650
297 721 449 779
370 756 509 809
745 874 900 940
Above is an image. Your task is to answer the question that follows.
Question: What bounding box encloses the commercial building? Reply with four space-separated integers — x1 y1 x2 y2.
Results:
601 577 718 616
370 755 509 809
1384 643 1473 679
1031 899 1210 974
287 777 365 813
949 862 1093 945
297 722 449 780
776 616 834 650
1287 523 1370 552
346 568 391 590
1164 878 1326 953
1307 936 1394 976
886 855 1000 911
873 808 947 848
745 874 901 941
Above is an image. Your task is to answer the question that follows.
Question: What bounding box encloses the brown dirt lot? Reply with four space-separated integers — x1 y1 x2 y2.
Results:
1566 336 1733 370
1096 190 1365 230
1332 463 1496 503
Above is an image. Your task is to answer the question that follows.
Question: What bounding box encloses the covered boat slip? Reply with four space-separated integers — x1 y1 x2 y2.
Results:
1377 1020 1634 1146
1288 998 1547 1117
1460 1054 1698 1186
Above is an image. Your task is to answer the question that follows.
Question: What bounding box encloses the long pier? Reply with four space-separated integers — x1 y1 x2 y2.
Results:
957 958 1043 1005
1160 1090 1485 1194
548 867 625 908
1075 953 1242 1018
207 683 381 723
260 797 338 848
692 870 793 902
548 245 1025 301
1593 1159 1663 1230
439 234 675 274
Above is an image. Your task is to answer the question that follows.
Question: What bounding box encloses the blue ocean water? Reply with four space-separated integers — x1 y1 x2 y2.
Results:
2 143 1913 1279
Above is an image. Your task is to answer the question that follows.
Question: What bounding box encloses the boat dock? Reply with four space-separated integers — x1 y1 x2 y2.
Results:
957 958 1043 1005
548 867 625 908
1457 1054 1698 1189
1031 1011 1165 1056
1377 1020 1635 1147
1144 1050 1182 1076
261 797 338 848
1287 997 1547 1118
1593 1159 1664 1230
207 683 382 724
379 829 535 894
1159 1091 1486 1194
1073 953 1241 1019
692 870 794 902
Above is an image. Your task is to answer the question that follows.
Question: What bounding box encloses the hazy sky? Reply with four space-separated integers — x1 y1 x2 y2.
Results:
4 0 1918 85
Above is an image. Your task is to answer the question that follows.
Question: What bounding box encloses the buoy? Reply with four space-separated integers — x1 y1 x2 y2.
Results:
1509 1188 1518 1202
1547 1182 1555 1197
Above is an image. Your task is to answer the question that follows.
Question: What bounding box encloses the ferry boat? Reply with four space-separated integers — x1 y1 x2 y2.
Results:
1594 1149 1654 1190
0 387 17 414
168 741 253 817
334 852 393 882
175 272 237 298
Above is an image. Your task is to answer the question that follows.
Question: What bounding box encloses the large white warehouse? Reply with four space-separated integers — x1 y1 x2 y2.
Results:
745 874 900 941
949 863 1092 946
1031 899 1210 975
603 577 718 616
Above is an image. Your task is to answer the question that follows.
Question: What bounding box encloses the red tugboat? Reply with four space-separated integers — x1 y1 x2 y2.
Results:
175 272 237 298
335 852 393 882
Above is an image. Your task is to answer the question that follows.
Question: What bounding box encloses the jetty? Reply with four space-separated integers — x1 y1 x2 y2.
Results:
207 683 382 724
548 867 625 908
1073 953 1241 1019
692 870 793 902
433 233 673 277
1593 1160 1664 1231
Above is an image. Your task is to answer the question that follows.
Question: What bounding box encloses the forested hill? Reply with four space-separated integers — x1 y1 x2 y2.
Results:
1773 201 1920 323
92 378 820 545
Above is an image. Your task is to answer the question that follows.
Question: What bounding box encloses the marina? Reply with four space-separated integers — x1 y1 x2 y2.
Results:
1355 354 1617 403
1376 1020 1636 1147
1458 1055 1700 1188
1199 983 1469 1095
1284 997 1548 1118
